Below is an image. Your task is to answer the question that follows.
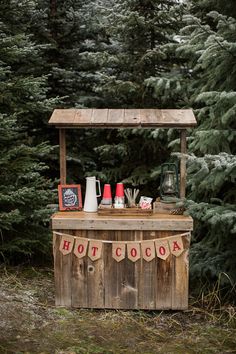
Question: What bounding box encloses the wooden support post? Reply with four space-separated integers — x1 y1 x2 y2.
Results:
180 129 187 199
59 129 66 184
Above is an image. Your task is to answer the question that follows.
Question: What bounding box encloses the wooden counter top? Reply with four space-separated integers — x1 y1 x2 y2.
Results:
51 211 193 231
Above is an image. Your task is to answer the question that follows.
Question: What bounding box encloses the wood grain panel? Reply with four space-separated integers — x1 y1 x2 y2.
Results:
180 129 187 198
141 109 162 126
51 213 193 231
91 109 108 125
86 230 104 308
49 109 76 125
161 109 196 127
138 231 156 309
59 129 66 184
124 109 140 126
107 109 125 126
104 230 121 308
54 231 72 307
171 234 190 309
49 108 197 128
74 109 93 126
71 230 88 308
53 229 191 309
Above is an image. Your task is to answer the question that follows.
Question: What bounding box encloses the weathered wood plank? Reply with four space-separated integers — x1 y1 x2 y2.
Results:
120 231 138 308
49 109 76 125
59 129 66 184
74 109 93 126
180 129 187 199
124 109 140 126
104 230 119 308
141 109 162 126
86 230 104 308
171 233 190 309
54 231 72 306
98 207 152 216
91 108 108 125
107 109 125 126
71 230 88 308
49 108 197 128
51 214 193 231
155 231 174 309
138 231 156 309
161 109 196 127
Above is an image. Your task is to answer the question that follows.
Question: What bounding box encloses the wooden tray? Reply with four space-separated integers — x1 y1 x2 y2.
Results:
97 207 153 216
153 201 176 214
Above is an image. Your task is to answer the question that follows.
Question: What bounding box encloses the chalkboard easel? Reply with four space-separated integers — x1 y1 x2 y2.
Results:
58 184 82 211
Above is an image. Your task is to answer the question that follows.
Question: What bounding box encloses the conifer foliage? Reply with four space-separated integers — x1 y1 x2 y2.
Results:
182 8 236 286
0 0 56 262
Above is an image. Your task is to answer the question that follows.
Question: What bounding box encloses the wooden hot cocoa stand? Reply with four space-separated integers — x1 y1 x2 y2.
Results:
49 109 196 310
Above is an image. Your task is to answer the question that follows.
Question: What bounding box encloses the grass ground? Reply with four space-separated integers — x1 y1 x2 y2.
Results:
0 266 235 354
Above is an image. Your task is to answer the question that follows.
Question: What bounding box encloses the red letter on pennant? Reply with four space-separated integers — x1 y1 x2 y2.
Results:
141 241 155 262
74 238 88 259
155 239 170 260
59 235 74 255
159 246 166 256
88 240 103 261
92 246 98 257
63 240 71 251
168 236 184 257
112 242 126 262
116 247 121 257
127 243 140 262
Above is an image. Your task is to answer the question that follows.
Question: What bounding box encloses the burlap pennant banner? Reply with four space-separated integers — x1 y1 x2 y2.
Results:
127 242 141 262
141 240 155 262
74 238 88 259
155 239 170 260
55 231 190 261
168 236 184 257
88 240 103 261
59 235 75 255
112 242 126 262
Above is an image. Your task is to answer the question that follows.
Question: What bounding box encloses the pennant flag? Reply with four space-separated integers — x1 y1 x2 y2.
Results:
88 240 103 261
56 231 187 262
59 235 74 255
127 242 141 262
155 239 170 260
74 238 88 259
141 240 155 262
112 242 126 262
168 236 184 257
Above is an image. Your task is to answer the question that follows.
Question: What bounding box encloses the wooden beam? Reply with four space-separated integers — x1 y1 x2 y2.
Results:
51 211 193 231
180 129 187 199
59 129 66 184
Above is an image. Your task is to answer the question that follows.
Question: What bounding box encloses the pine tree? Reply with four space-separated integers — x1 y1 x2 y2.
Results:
0 0 57 262
182 8 236 287
79 0 184 194
148 1 236 288
93 0 183 107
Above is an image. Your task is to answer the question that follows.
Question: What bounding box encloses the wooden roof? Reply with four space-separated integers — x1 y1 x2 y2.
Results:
48 108 197 128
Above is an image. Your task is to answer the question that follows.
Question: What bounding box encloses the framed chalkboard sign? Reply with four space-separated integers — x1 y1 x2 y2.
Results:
58 184 82 211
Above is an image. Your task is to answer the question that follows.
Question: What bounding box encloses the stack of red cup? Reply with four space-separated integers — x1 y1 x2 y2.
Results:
101 184 112 205
114 183 125 208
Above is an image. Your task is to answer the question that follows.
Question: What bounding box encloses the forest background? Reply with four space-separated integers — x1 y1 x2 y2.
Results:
0 0 235 297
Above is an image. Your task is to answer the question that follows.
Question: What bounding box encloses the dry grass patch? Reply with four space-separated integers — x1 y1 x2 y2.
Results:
0 266 235 354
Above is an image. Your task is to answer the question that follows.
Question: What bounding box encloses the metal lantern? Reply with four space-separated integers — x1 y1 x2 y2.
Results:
160 163 179 199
